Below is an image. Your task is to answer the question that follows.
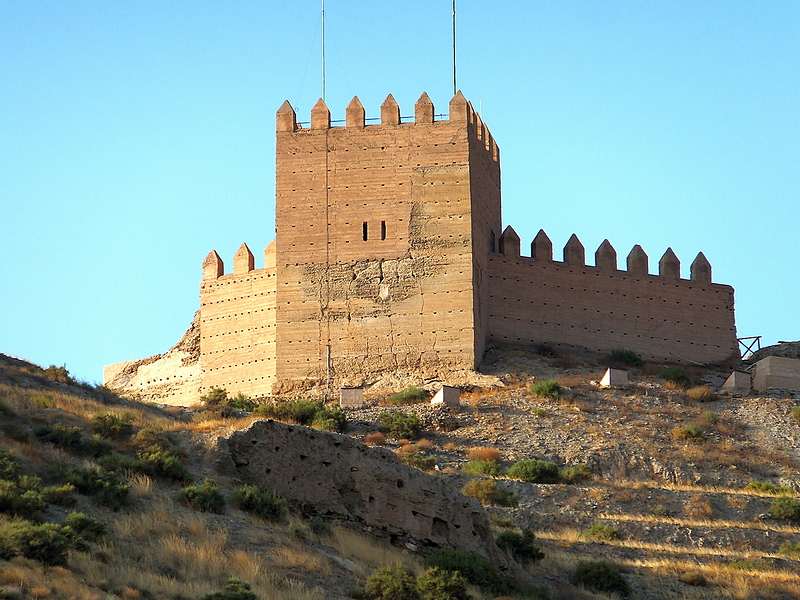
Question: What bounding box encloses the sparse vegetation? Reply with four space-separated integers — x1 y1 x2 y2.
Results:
257 399 347 433
461 479 518 507
680 570 708 586
201 577 259 600
560 462 593 484
91 411 135 438
792 405 800 423
362 563 469 600
580 521 620 541
387 387 431 405
745 480 795 495
659 366 692 387
365 432 386 446
672 424 704 441
0 520 82 565
378 411 422 439
461 459 501 477
180 478 226 513
231 485 286 522
425 549 516 595
529 379 561 399
571 560 630 597
397 446 436 471
59 466 130 510
607 349 643 367
506 459 560 484
495 529 544 562
779 541 800 557
701 410 717 423
687 385 718 402
768 496 800 522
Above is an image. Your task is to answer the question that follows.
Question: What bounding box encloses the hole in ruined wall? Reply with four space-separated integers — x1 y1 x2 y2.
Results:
396 479 405 488
265 468 272 475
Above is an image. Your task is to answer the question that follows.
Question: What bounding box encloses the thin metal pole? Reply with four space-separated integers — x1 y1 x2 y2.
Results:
452 0 457 95
321 0 326 101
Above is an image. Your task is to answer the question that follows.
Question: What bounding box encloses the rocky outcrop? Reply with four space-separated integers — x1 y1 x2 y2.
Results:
214 419 514 573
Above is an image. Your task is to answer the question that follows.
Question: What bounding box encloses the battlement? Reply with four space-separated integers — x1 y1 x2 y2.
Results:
201 242 276 281
499 226 716 284
276 92 498 162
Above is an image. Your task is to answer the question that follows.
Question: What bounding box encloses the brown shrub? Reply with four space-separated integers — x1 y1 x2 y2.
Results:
467 446 502 462
365 432 385 446
687 386 718 402
398 444 417 455
415 438 433 451
685 494 714 519
443 442 457 452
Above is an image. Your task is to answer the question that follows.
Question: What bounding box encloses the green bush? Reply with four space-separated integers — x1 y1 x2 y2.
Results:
606 349 643 367
0 397 13 415
364 563 419 600
461 459 501 477
91 411 134 439
0 520 79 566
792 406 800 423
126 428 192 481
60 467 129 510
39 483 77 507
388 387 431 406
0 450 21 481
701 410 718 424
416 567 469 600
425 549 515 595
201 577 259 600
506 459 560 484
745 480 795 495
461 479 517 507
399 452 437 472
580 521 620 541
529 380 561 399
29 394 56 409
495 530 544 562
672 424 704 442
659 366 692 387
311 406 348 433
34 425 112 457
231 485 286 522
228 393 258 412
43 365 71 383
64 511 106 541
201 387 229 408
779 541 800 557
560 463 593 484
768 496 800 522
0 480 47 521
378 412 422 440
181 478 226 513
572 560 630 597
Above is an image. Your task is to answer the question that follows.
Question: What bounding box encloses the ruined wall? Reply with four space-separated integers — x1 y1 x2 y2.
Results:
273 93 501 391
218 419 511 571
198 242 277 397
487 229 738 365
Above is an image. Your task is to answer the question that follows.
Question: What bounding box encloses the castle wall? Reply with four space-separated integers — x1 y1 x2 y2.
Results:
199 246 277 397
272 94 501 391
487 243 738 365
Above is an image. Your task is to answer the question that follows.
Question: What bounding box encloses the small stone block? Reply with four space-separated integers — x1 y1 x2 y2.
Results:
431 385 460 406
722 371 751 390
339 387 364 408
752 357 800 392
600 368 628 388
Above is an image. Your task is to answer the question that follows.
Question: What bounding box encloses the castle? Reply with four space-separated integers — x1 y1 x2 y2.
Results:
103 92 739 403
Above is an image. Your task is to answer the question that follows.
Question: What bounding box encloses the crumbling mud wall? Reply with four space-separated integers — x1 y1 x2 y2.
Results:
217 419 512 571
103 313 201 406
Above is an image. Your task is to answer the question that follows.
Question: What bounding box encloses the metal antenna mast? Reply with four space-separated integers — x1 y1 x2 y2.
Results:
321 0 326 101
452 0 457 94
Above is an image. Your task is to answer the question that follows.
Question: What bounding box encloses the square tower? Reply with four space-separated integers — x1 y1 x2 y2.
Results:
273 92 501 391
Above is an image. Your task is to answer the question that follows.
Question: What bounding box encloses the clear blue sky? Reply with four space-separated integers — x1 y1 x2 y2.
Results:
2 1 798 383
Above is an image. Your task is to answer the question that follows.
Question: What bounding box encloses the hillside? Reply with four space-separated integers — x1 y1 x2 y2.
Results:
1 348 800 599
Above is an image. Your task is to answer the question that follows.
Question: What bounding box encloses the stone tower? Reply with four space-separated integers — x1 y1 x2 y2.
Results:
272 92 501 392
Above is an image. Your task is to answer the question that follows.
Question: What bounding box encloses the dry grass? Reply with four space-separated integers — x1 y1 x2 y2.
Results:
271 544 331 573
467 446 502 462
687 385 718 402
364 432 385 446
330 526 415 574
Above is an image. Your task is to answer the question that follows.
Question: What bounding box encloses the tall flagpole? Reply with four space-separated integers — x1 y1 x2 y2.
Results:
321 0 326 101
452 0 457 95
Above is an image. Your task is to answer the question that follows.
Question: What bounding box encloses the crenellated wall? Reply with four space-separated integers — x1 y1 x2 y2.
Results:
488 227 738 365
198 241 278 396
